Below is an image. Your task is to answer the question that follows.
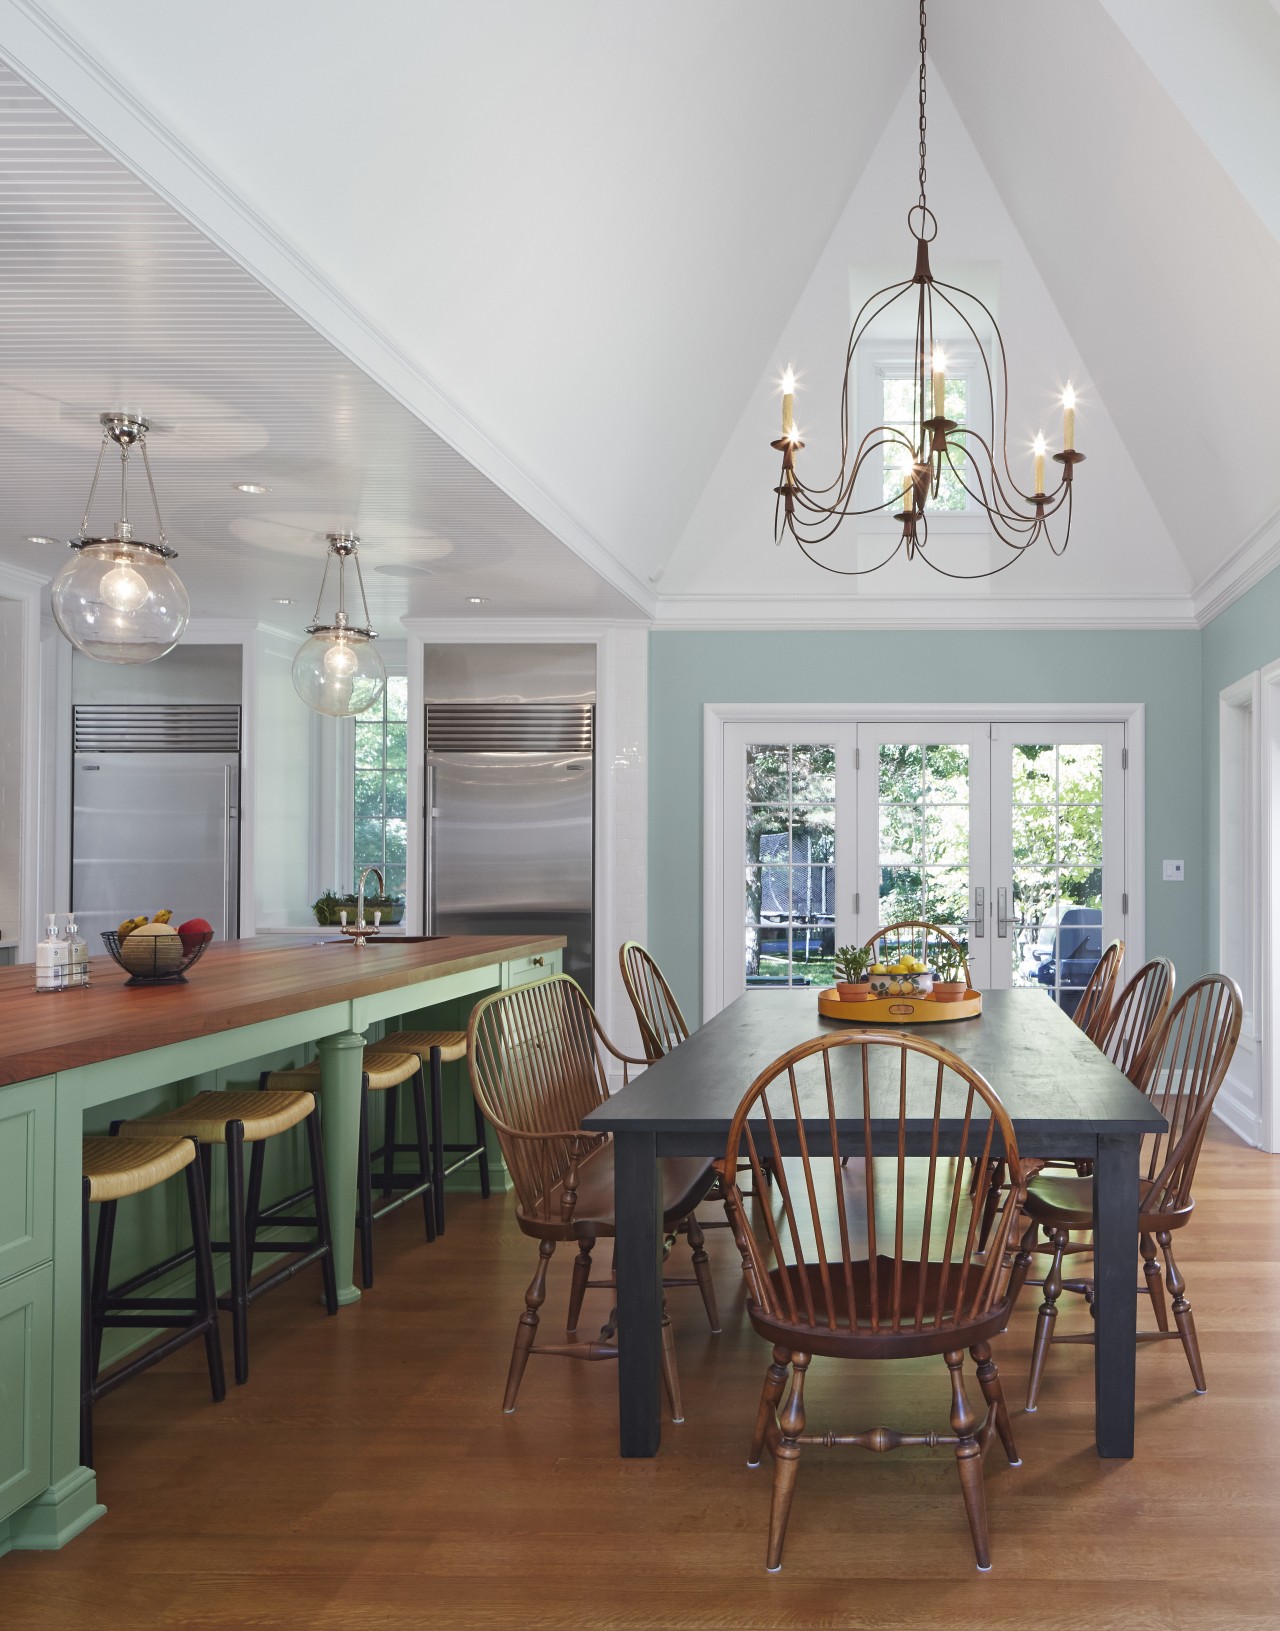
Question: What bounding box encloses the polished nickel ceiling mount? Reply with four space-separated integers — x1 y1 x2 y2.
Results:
772 0 1083 579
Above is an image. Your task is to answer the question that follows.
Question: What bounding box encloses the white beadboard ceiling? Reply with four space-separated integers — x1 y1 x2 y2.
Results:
2 1 1280 628
0 61 646 626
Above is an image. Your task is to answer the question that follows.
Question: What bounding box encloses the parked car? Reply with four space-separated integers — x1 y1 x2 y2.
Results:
1034 906 1102 1015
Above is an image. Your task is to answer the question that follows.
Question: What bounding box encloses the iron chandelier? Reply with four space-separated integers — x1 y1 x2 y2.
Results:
772 0 1083 579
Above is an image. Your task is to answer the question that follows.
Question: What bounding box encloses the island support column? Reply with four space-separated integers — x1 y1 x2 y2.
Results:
316 1031 367 1306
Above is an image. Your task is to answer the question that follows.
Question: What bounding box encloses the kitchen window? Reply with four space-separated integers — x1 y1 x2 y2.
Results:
352 676 408 900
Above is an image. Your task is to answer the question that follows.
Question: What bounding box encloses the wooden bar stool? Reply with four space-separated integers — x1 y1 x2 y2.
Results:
81 1133 225 1468
118 1090 337 1386
259 1046 437 1289
379 1028 488 1235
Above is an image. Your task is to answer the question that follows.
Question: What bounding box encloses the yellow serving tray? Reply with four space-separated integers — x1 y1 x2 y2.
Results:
817 987 983 1024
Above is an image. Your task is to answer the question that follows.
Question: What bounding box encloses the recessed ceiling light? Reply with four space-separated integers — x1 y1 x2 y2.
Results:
466 596 490 605
25 535 60 546
272 597 294 605
233 482 270 494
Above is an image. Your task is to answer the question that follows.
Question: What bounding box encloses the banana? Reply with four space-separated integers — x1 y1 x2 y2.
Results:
117 916 147 939
152 908 173 924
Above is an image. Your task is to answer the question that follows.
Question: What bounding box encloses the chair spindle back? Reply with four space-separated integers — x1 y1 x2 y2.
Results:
1136 974 1242 1218
468 975 611 1222
1097 957 1175 1083
723 1033 1024 1339
860 920 971 988
1073 938 1125 1042
619 941 690 1063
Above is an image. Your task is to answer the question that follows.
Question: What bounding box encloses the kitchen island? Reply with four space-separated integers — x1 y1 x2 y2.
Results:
0 932 563 1556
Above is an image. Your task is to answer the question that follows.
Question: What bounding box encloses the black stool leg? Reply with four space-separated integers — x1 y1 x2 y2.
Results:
245 1140 266 1269
357 1082 374 1289
473 1095 491 1199
304 1107 339 1315
380 1084 399 1196
184 1151 226 1403
410 1065 437 1243
80 1179 94 1468
225 1122 250 1385
429 1048 446 1237
89 1197 118 1380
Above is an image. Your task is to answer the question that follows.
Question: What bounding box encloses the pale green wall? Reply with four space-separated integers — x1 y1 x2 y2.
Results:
1202 562 1280 968
648 629 1205 1026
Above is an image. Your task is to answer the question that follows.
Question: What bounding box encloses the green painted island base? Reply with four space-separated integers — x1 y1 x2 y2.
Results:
0 941 558 1555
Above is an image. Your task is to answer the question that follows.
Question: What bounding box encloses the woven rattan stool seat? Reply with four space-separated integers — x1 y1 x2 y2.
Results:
382 1028 468 1065
119 1089 316 1145
83 1134 195 1203
262 1049 421 1093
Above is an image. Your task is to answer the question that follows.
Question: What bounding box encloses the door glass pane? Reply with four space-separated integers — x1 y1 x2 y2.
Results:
744 744 835 988
1010 743 1106 1016
876 743 970 948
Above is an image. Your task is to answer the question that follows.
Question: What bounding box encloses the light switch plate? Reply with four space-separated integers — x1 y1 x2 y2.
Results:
1163 859 1185 882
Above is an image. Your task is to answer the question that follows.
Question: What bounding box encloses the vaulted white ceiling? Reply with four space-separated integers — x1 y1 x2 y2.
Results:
1 0 1278 629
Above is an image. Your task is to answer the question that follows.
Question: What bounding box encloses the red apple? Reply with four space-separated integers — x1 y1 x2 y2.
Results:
177 917 214 953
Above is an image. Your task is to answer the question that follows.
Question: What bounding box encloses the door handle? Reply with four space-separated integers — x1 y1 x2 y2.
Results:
996 886 1013 939
424 762 436 934
966 886 985 938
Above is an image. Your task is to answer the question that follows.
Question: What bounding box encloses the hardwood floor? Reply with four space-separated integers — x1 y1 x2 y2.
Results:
4 1122 1279 1630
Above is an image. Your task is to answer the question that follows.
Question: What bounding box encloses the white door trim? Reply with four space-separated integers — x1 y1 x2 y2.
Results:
703 701 1146 1022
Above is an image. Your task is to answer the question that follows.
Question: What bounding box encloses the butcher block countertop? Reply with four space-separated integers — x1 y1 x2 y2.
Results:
0 933 564 1087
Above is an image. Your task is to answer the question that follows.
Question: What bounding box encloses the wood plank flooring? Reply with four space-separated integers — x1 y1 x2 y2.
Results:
4 1122 1279 1630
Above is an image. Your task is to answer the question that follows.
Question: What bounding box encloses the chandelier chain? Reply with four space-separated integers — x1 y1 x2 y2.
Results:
917 0 928 209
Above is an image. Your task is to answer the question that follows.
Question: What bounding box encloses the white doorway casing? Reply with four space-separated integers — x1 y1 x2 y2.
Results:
703 702 1146 1022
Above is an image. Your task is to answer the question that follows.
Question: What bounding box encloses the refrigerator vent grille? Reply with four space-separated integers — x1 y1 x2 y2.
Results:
73 705 242 754
426 703 593 753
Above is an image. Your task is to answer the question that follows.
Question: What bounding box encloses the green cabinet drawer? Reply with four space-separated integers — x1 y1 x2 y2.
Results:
502 949 562 988
0 1262 53 1523
0 1079 54 1282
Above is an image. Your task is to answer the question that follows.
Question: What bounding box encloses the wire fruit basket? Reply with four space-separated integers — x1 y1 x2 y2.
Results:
101 929 213 986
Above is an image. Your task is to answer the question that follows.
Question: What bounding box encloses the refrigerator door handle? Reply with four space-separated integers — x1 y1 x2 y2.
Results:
425 761 436 934
223 763 232 942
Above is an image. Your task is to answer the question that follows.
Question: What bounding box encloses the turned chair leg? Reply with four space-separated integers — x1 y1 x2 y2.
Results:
765 1351 809 1572
748 1344 791 1468
504 1239 554 1413
1003 1216 1040 1320
971 1339 1019 1465
685 1213 721 1334
1025 1225 1068 1412
947 1349 991 1571
566 1231 595 1334
1141 1231 1169 1331
1160 1229 1206 1393
660 1302 684 1425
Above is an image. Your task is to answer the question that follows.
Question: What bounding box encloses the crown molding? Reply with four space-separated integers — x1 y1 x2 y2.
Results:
652 590 1199 632
0 0 656 621
1191 503 1280 629
401 615 648 641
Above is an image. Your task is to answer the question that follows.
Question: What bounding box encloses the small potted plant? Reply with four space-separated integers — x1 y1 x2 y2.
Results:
834 945 873 1001
932 943 969 1003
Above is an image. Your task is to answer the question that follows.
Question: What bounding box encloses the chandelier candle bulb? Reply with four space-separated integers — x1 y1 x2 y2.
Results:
1033 431 1046 495
1063 384 1076 451
781 368 796 437
932 350 946 419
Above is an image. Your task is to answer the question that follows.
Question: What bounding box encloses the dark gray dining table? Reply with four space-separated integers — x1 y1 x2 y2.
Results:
583 986 1167 1460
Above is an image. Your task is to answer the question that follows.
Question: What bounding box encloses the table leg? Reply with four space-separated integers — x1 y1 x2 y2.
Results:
1093 1131 1140 1457
614 1130 662 1457
317 1030 367 1307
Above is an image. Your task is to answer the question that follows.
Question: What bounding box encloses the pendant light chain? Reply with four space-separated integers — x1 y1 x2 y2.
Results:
917 0 928 211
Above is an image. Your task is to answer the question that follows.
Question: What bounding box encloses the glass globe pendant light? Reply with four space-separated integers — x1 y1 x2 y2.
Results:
49 413 190 663
292 533 386 717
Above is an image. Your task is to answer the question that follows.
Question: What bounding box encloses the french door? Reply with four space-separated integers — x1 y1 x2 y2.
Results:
720 717 1129 1015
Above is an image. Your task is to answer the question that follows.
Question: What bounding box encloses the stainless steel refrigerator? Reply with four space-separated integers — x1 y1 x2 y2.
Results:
71 704 241 945
425 701 594 998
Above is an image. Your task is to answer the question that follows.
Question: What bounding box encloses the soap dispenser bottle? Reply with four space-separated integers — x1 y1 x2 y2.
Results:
64 914 89 988
35 914 69 993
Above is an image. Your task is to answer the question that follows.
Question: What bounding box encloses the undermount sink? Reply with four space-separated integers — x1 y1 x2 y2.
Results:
313 934 445 946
